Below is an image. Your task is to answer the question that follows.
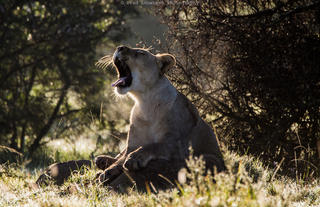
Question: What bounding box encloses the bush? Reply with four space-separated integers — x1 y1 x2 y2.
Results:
156 0 320 176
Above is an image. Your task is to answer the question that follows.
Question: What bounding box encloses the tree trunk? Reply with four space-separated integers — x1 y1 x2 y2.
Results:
9 123 18 150
28 85 69 157
19 123 26 153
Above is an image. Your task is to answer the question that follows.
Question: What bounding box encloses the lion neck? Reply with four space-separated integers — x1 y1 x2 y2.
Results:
129 77 178 111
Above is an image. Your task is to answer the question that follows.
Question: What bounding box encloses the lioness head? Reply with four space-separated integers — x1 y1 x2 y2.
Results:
111 46 175 95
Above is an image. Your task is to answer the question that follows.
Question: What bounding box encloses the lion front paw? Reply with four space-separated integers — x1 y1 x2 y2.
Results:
123 150 153 171
94 155 117 170
96 164 123 185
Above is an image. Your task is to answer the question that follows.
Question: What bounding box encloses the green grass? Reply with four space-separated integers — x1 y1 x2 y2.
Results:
0 145 319 207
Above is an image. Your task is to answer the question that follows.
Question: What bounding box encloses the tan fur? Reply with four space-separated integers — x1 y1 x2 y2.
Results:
97 46 225 191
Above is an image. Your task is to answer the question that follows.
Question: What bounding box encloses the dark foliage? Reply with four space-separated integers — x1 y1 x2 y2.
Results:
0 0 136 156
156 0 320 176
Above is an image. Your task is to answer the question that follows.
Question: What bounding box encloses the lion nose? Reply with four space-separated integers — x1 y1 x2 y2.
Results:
117 46 128 52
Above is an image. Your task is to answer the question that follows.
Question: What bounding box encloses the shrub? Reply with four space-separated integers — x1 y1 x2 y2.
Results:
156 0 320 176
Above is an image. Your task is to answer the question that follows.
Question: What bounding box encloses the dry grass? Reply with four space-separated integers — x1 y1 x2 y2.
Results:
0 147 319 207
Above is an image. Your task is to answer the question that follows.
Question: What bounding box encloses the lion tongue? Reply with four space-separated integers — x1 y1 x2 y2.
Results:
112 77 127 87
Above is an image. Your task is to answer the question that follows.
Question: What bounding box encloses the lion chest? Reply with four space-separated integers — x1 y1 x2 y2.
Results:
128 106 169 148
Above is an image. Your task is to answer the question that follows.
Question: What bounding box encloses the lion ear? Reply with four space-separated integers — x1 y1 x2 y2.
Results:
156 54 176 75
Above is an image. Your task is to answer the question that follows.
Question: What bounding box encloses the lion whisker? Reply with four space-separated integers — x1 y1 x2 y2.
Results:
95 55 114 70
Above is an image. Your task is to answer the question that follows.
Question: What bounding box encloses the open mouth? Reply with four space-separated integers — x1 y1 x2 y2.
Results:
112 57 132 88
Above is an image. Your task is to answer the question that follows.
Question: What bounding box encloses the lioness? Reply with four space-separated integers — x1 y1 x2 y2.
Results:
96 46 225 191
